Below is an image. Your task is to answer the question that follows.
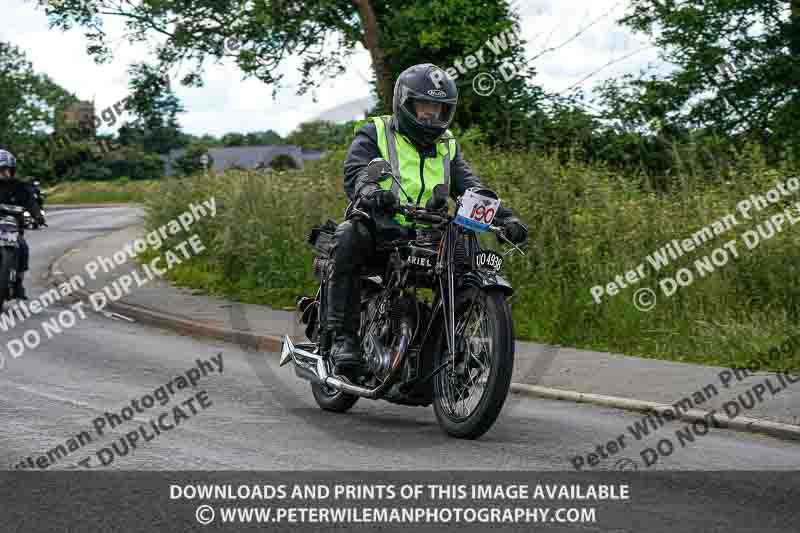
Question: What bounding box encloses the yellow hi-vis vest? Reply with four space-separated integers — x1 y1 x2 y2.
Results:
358 115 458 227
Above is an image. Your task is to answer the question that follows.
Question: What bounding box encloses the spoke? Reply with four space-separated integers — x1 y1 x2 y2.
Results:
455 294 479 338
439 291 499 421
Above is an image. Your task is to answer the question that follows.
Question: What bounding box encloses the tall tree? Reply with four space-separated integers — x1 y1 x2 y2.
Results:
0 41 76 148
611 0 800 148
121 63 186 154
44 0 538 121
374 0 542 145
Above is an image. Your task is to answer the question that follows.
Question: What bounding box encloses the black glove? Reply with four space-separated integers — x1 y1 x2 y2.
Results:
366 158 393 183
354 158 395 202
501 219 528 244
362 189 399 215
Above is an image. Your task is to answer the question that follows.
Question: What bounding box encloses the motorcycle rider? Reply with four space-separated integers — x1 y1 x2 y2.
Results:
326 63 528 380
0 149 46 300
32 181 45 209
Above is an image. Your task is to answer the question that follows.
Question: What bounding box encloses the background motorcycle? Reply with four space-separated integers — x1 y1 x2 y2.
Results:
0 203 25 307
281 181 525 439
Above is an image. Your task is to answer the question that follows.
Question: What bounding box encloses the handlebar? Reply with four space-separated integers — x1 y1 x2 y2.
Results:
0 203 25 215
398 203 507 231
399 204 448 225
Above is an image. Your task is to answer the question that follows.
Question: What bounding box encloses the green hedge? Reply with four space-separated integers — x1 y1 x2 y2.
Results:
144 144 800 372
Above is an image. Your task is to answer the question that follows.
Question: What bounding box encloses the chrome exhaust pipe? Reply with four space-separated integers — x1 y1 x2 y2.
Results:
280 321 412 400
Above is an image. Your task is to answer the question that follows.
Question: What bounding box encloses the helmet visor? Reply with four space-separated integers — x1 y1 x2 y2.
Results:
399 88 456 130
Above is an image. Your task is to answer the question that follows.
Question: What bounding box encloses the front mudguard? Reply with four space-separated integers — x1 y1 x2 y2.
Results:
457 270 513 297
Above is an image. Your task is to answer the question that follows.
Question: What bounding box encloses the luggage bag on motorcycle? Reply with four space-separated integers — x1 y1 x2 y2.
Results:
300 219 339 340
307 218 339 283
307 219 338 257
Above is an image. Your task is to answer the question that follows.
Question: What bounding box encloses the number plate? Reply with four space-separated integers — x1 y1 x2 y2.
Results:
475 251 503 272
454 189 501 233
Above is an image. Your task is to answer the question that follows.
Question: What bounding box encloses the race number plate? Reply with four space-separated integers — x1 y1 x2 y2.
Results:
475 251 503 272
454 189 501 233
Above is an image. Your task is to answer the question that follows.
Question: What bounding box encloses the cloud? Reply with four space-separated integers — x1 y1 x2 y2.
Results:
4 0 669 136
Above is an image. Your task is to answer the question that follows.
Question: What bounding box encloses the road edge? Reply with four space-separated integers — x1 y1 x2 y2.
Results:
49 233 800 446
48 203 141 210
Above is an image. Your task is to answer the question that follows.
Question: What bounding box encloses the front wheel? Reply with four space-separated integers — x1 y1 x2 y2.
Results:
432 288 514 439
0 247 17 308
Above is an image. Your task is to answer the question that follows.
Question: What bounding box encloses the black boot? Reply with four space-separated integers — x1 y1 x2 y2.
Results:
324 219 373 380
330 332 365 377
325 274 367 380
14 272 27 300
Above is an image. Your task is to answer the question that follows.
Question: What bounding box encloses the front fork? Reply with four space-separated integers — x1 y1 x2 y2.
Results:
437 227 458 367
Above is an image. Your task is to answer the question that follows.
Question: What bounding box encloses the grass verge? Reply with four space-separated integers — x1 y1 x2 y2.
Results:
45 178 161 204
142 146 800 373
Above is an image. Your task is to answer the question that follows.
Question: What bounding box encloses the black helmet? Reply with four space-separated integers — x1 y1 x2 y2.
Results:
393 64 458 146
0 149 16 178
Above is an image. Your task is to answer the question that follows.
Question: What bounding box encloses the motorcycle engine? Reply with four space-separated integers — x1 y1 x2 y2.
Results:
362 297 393 378
362 295 418 380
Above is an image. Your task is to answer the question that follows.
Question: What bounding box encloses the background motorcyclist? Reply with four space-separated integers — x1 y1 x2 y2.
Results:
326 63 528 380
32 181 45 209
0 149 46 300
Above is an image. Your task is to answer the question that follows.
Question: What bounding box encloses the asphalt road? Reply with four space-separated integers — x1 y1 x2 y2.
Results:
1 206 798 530
0 206 796 472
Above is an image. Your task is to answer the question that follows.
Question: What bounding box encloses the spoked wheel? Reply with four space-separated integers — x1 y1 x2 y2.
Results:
311 380 360 413
433 288 514 439
306 296 360 413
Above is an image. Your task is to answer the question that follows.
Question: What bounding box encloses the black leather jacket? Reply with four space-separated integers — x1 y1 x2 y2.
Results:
343 119 516 231
0 179 43 227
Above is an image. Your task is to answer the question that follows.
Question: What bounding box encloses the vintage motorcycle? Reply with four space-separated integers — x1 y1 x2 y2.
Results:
0 203 26 307
281 179 525 438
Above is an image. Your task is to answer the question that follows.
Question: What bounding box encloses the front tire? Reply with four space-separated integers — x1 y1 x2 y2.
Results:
432 288 514 439
0 247 17 308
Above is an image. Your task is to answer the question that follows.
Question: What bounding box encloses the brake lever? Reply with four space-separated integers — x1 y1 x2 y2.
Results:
490 225 526 256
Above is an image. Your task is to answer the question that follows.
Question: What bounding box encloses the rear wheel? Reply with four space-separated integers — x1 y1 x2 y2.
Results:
307 288 360 413
432 288 514 439
311 382 359 412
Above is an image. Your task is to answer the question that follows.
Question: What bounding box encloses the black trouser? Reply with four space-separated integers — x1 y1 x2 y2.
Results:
325 218 410 339
17 236 29 272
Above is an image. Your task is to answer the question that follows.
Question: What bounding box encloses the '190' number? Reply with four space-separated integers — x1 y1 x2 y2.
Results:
470 204 495 224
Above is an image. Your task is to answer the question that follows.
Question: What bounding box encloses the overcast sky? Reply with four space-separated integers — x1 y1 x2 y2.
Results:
3 0 666 137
